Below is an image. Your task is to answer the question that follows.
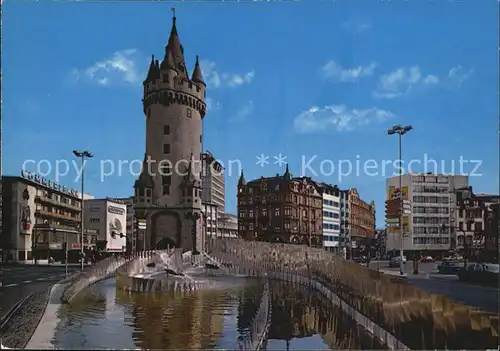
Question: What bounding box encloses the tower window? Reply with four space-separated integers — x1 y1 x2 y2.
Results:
163 185 170 195
162 175 171 185
164 125 170 135
163 144 170 154
200 135 202 143
186 108 192 118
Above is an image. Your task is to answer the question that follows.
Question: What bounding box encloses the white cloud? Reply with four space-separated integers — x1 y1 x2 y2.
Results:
373 65 472 99
372 65 440 99
447 65 473 87
206 97 222 111
71 49 143 86
200 60 254 89
232 101 254 121
293 104 394 133
321 61 377 83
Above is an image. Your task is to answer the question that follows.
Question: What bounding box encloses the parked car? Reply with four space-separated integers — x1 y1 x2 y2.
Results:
458 263 499 287
420 256 434 263
389 256 407 268
437 261 462 274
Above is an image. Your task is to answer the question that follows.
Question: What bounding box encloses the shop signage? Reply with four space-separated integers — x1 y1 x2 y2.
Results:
108 205 125 215
21 170 79 197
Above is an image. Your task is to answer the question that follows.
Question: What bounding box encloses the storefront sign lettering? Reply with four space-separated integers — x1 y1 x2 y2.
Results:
108 205 125 215
21 170 80 197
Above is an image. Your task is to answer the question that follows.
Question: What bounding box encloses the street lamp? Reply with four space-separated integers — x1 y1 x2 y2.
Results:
387 124 413 276
73 150 93 271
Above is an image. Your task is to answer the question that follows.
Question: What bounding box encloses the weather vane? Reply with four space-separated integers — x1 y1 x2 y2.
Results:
171 7 176 19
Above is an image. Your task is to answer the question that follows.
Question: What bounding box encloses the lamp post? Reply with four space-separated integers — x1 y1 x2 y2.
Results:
73 150 93 271
185 212 201 256
387 124 413 276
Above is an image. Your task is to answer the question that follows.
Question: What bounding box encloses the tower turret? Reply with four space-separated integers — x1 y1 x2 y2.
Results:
160 11 188 78
144 55 160 84
283 164 291 180
134 153 154 204
191 55 205 86
238 170 246 186
180 152 202 205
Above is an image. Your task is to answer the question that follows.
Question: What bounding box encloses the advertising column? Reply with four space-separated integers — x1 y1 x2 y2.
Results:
107 203 127 253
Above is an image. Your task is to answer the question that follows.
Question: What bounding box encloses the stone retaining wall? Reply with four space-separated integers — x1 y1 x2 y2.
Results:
207 239 499 350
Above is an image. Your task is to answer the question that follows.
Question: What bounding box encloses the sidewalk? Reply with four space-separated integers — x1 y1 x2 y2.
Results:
4 260 90 267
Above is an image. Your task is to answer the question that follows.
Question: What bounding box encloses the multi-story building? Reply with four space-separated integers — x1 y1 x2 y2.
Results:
133 13 207 252
107 197 136 252
339 189 350 258
1 170 94 262
237 166 323 247
84 199 127 253
202 201 219 239
455 187 499 261
317 183 341 253
385 173 468 255
201 151 225 212
348 188 376 255
217 212 238 239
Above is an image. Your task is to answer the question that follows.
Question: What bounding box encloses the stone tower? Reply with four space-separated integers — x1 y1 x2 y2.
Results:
134 11 207 253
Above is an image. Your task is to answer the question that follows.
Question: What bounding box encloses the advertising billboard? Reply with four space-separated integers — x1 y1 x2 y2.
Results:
106 203 127 252
386 186 409 233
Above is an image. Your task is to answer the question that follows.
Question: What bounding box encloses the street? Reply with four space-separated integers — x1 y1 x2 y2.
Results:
369 261 498 313
1 265 80 319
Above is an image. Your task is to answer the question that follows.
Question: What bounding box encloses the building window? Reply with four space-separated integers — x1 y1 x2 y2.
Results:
162 175 171 185
200 135 202 143
163 185 170 195
249 223 254 230
274 208 280 216
249 209 254 218
284 207 291 216
239 211 245 218
284 222 290 230
90 218 100 223
262 197 267 204
164 125 170 135
262 208 268 216
163 144 170 154
187 108 192 118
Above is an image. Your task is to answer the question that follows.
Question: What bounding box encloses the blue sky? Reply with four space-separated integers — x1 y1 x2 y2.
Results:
3 1 498 226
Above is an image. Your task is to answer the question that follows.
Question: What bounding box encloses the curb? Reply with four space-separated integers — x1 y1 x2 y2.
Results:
22 285 53 347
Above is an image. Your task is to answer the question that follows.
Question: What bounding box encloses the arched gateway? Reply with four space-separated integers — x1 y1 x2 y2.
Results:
150 211 182 249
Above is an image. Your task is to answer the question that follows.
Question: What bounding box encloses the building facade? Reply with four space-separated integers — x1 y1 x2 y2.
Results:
84 199 127 253
339 189 350 258
217 212 238 239
347 188 376 255
385 173 468 255
107 197 136 252
317 183 341 253
133 13 207 253
237 167 323 247
1 171 94 262
201 151 225 212
455 187 499 262
202 201 219 239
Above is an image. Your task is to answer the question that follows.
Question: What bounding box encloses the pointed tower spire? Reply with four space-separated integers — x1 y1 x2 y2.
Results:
162 7 187 77
283 163 291 180
191 55 205 86
238 169 246 186
144 55 160 83
134 153 154 189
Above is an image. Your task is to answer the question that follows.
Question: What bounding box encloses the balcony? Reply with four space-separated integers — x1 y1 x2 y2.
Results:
35 210 80 222
35 195 81 212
